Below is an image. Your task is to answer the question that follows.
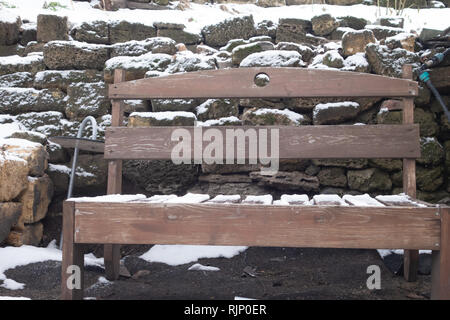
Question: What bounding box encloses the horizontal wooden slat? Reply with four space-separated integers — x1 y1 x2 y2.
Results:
108 68 418 99
73 202 440 249
49 137 104 153
104 124 421 160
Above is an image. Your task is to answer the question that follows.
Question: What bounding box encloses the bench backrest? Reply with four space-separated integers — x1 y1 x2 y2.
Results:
106 66 420 161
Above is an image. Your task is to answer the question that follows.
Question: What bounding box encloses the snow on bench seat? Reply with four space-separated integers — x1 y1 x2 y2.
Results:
67 193 434 207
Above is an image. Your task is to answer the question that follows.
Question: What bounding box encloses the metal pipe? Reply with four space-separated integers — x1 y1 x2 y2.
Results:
60 116 98 249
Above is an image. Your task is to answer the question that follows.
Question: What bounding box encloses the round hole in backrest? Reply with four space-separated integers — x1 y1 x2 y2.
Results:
254 72 270 87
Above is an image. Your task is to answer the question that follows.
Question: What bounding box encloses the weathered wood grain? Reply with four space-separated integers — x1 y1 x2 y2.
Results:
49 137 104 153
431 206 450 300
402 64 419 282
104 125 421 160
73 202 440 250
61 201 84 300
108 68 418 99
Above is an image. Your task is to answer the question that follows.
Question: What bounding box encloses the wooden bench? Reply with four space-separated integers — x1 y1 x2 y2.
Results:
61 65 450 300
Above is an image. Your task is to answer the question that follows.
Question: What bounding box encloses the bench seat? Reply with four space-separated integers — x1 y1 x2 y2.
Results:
65 193 440 250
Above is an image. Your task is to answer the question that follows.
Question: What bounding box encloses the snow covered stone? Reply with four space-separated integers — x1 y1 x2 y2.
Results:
275 42 314 62
37 14 69 43
379 17 404 29
384 33 417 52
157 28 202 45
243 108 309 126
220 39 248 52
104 53 172 83
123 100 150 113
341 52 370 72
250 171 320 192
276 18 311 42
196 99 239 121
15 111 67 137
311 14 339 36
313 101 360 125
1 138 48 177
275 194 309 205
418 137 445 166
337 16 368 30
71 20 110 44
347 168 392 192
151 99 198 112
66 82 110 120
128 111 197 127
202 15 256 47
197 116 242 127
342 29 376 57
312 194 348 206
0 152 28 202
231 41 274 65
242 194 273 205
19 22 36 45
0 72 33 88
0 203 22 243
0 88 65 115
0 13 21 45
196 44 219 56
166 51 216 73
34 70 103 91
365 25 404 41
0 54 45 76
18 175 53 224
213 51 232 69
8 130 47 145
110 37 177 58
255 20 277 39
239 50 304 67
43 41 110 70
322 50 344 68
365 43 420 78
109 20 157 44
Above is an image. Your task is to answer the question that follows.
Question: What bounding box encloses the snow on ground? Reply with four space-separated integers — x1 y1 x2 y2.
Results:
140 245 248 266
0 1 449 36
188 263 220 271
0 296 31 300
0 240 103 290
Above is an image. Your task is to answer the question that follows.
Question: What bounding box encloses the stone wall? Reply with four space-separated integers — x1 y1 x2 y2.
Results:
0 9 449 246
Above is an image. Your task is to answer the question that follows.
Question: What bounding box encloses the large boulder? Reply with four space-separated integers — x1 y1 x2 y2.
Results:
250 171 320 192
6 222 43 246
166 51 216 73
104 52 172 83
151 99 198 112
0 202 22 243
71 20 110 44
347 168 392 192
365 25 404 40
0 87 65 115
365 43 419 78
0 14 21 45
0 72 33 88
1 138 49 176
157 28 202 45
276 18 327 46
37 14 69 42
275 42 314 62
313 101 360 124
0 152 28 202
0 54 45 76
311 14 339 36
15 111 66 137
242 108 310 125
342 29 376 57
231 41 274 65
202 15 256 47
18 175 53 224
65 82 110 120
317 167 348 187
128 111 197 127
239 50 304 67
384 33 416 52
322 50 344 68
109 20 157 44
110 37 177 57
196 99 239 121
43 41 110 70
418 137 445 166
34 70 104 91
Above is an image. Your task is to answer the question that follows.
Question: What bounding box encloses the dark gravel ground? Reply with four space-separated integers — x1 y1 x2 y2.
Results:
0 245 432 300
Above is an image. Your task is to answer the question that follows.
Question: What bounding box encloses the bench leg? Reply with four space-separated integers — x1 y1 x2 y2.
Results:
61 201 85 300
104 244 121 280
403 250 419 282
431 207 450 300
